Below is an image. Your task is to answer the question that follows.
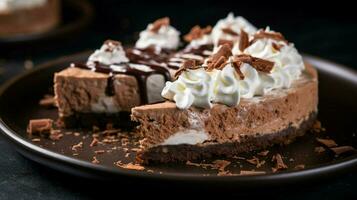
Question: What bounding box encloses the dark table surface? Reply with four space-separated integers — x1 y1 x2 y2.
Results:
1 0 357 199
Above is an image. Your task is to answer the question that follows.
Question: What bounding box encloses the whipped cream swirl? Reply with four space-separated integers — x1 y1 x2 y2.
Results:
0 0 46 11
162 27 305 109
211 13 257 46
162 68 213 109
135 19 180 50
87 40 129 67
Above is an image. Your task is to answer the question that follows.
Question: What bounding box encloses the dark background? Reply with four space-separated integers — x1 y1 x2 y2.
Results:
0 0 357 199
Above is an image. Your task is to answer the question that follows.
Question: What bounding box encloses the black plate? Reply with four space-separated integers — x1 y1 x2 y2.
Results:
0 52 357 188
0 0 93 47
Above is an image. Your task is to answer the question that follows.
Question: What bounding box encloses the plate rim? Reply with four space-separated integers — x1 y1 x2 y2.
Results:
0 53 357 183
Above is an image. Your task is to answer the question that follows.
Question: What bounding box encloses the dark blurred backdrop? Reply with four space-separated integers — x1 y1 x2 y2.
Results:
84 0 357 68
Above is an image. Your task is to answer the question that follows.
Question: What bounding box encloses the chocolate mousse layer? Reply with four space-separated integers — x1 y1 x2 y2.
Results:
131 64 318 163
0 0 60 36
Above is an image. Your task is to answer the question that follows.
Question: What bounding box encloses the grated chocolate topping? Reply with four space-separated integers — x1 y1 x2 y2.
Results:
184 25 212 42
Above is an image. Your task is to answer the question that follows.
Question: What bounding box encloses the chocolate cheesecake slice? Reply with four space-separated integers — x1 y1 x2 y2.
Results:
54 40 173 128
132 64 318 164
0 0 60 37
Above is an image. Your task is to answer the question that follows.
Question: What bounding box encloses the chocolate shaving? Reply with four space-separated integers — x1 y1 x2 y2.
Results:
115 162 145 171
294 164 305 170
234 54 274 73
257 150 270 156
206 44 232 71
272 153 288 172
316 138 337 148
90 137 99 147
71 142 83 151
174 59 200 79
184 25 212 42
330 146 355 155
246 156 265 168
221 27 238 36
94 150 105 154
27 119 53 135
240 170 266 175
92 156 100 164
314 146 326 154
149 17 170 33
231 60 245 79
272 42 283 51
217 39 234 49
39 95 56 107
49 130 63 141
103 40 122 52
239 29 249 52
251 30 288 45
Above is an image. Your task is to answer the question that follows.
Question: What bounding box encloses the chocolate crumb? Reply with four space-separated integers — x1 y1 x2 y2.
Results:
49 130 63 141
314 146 326 154
294 164 305 170
311 120 325 133
125 153 130 158
240 170 266 175
246 156 265 168
184 25 212 42
71 142 83 151
31 138 41 142
316 138 337 148
115 162 145 171
94 150 105 154
92 156 100 164
330 146 355 155
150 17 170 33
257 150 270 156
27 119 53 135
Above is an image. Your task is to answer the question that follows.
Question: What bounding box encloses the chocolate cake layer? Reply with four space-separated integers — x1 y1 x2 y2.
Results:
138 112 317 164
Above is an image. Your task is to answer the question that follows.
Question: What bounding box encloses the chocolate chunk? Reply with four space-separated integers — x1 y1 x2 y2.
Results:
174 59 200 79
71 141 83 151
221 27 239 36
27 119 53 135
239 29 249 52
316 138 338 148
92 156 100 164
234 54 274 73
184 25 212 42
330 146 355 155
150 17 170 33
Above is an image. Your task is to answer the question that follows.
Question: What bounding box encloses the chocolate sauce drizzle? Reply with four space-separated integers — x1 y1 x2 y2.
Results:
73 45 213 104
